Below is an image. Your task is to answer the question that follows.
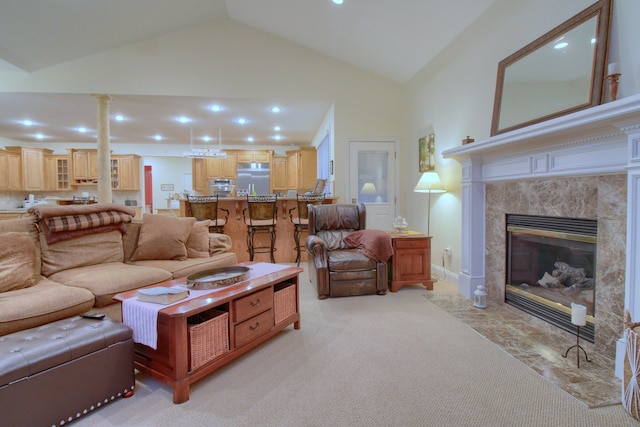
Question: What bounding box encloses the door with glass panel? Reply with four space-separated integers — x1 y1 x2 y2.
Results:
347 139 398 231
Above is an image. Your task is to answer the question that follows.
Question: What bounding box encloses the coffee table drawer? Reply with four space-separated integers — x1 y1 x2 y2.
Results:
233 288 273 323
235 309 274 348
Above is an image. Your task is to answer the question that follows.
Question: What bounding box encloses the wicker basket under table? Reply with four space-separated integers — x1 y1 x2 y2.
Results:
274 283 297 324
188 309 229 371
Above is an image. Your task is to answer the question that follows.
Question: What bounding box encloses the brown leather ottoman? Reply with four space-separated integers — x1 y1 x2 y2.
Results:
0 315 135 426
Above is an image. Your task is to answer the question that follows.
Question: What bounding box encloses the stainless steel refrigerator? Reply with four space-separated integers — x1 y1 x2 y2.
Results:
236 163 271 195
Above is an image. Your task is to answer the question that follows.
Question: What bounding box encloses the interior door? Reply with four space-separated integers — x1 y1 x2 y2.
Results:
347 139 398 231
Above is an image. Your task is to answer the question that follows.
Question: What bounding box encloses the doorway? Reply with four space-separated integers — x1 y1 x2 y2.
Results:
144 165 152 213
346 138 398 231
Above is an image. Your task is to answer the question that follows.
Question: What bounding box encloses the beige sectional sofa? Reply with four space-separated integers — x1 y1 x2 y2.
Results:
0 203 238 336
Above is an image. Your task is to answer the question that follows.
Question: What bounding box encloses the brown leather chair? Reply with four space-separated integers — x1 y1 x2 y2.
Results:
306 203 387 299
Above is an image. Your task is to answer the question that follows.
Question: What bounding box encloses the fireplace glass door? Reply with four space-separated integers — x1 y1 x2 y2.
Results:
505 214 596 342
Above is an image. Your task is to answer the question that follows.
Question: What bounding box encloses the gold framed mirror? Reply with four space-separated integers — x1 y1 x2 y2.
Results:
490 0 613 136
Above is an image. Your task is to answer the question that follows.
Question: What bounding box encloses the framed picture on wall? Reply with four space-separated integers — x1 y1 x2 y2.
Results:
419 133 435 172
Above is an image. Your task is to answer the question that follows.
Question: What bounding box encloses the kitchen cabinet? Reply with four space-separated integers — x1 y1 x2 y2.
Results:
0 150 21 190
44 154 71 191
71 149 98 184
286 146 317 192
5 146 48 191
206 153 237 180
111 155 140 190
192 158 207 192
271 155 288 194
237 150 271 163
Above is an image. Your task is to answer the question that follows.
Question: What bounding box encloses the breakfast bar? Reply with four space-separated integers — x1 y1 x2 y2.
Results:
179 197 337 263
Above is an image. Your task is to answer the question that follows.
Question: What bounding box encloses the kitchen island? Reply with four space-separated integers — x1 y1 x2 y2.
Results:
179 197 338 263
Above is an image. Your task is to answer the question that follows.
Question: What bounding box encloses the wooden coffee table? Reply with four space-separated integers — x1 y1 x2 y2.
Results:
114 262 302 403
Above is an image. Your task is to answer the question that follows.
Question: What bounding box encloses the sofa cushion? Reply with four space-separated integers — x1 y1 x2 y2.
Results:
131 214 196 261
186 220 211 258
128 251 238 279
122 221 142 262
48 262 173 307
0 232 38 292
0 276 94 336
0 216 41 275
40 230 124 277
209 233 233 255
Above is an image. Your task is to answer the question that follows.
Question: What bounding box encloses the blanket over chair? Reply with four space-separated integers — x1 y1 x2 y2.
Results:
30 203 135 244
343 229 393 263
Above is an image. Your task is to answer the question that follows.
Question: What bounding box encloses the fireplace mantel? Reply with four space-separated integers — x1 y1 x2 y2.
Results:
442 93 640 376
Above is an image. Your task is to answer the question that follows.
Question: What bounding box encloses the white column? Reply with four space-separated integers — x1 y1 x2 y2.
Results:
94 94 112 204
458 156 486 299
616 128 640 378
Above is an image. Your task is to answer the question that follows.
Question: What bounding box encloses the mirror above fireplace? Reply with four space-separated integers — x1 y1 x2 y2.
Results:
490 0 613 136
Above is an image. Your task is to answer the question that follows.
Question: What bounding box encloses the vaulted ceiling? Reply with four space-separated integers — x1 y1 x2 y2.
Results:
0 0 496 146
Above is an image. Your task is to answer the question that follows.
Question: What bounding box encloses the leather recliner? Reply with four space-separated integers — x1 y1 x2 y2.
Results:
306 203 387 299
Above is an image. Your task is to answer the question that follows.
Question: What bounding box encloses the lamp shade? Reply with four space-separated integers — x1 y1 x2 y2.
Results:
413 172 445 193
360 182 378 196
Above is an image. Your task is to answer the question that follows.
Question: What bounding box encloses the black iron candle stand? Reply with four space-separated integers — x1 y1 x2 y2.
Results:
561 325 592 368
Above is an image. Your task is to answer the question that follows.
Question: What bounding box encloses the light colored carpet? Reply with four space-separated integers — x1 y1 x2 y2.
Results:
74 265 636 426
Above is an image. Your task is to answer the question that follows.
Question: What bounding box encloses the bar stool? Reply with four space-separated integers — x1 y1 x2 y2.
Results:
243 195 278 263
187 195 230 233
288 194 325 266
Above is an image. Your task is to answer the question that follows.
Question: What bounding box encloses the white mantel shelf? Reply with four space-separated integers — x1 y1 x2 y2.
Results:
444 92 640 162
443 93 640 378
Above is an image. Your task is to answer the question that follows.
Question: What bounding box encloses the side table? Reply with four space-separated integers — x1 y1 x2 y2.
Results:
388 231 433 292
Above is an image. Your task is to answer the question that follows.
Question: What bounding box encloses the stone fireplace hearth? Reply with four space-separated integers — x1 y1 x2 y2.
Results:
443 93 640 374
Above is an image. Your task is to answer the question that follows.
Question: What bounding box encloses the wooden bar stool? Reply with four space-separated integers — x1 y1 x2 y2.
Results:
289 194 325 266
187 195 230 233
243 195 278 263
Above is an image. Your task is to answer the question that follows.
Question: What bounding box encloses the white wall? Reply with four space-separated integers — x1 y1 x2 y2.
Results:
143 157 193 212
403 0 640 282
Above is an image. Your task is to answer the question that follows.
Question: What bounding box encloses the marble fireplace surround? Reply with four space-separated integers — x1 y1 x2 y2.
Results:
443 93 640 375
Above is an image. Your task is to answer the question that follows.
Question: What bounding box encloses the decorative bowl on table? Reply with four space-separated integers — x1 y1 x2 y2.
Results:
185 266 250 290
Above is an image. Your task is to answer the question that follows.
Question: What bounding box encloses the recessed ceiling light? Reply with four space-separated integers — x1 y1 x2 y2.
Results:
247 136 254 142
332 0 343 4
271 106 280 113
35 133 44 139
274 126 281 131
77 127 87 133
237 118 247 125
554 42 568 49
22 119 33 126
177 116 191 124
114 115 125 121
153 135 162 141
210 105 222 112
202 136 211 142
274 135 282 141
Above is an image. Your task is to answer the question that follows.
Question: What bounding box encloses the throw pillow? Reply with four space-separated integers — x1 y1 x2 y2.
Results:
131 214 196 261
186 220 211 258
0 232 38 292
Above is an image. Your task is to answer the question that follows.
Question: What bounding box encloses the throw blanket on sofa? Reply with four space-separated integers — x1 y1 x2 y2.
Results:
343 229 393 263
30 203 135 244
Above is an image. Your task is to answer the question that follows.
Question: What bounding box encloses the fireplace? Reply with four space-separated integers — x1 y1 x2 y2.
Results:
505 214 596 342
442 94 640 371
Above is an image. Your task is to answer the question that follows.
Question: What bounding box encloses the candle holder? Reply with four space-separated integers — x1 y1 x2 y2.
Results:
562 303 592 368
562 325 592 368
607 73 621 102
